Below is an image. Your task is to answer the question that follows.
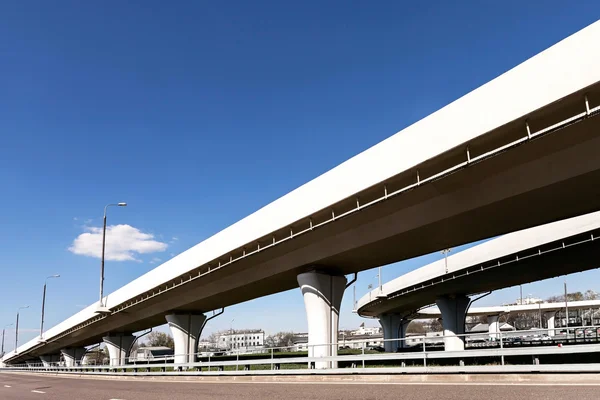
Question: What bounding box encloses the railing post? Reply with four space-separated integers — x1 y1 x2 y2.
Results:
422 336 427 367
270 348 274 370
236 350 239 371
499 330 505 366
361 342 365 369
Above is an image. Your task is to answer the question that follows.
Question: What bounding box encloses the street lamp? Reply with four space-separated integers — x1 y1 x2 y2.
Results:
98 202 127 312
441 249 452 274
375 267 387 299
1 323 13 357
15 305 29 353
40 275 60 340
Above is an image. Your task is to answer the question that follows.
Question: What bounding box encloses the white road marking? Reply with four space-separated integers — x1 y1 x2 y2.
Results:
31 390 46 393
3 385 11 387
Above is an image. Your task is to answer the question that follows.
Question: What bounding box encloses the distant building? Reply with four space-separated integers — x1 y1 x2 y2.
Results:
219 330 265 351
291 326 384 351
469 323 516 333
197 340 213 350
516 296 543 305
350 323 381 336
131 346 174 362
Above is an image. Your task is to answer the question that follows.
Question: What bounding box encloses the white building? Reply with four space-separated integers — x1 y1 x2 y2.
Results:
219 330 265 351
516 296 543 305
350 324 381 336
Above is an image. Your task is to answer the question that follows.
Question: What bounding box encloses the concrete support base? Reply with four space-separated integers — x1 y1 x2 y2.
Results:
379 314 411 352
436 294 470 351
166 313 207 364
40 354 60 368
103 334 135 367
298 271 347 369
25 360 39 368
487 315 500 340
60 347 86 367
545 312 556 337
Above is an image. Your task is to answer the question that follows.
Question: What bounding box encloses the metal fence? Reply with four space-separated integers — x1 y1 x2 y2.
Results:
4 324 600 374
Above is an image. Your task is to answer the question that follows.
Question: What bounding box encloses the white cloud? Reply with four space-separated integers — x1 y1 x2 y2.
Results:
149 257 162 265
169 236 179 244
69 224 168 262
73 217 78 221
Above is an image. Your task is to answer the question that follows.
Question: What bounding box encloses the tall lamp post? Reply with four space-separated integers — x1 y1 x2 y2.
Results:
40 275 60 340
15 305 30 353
441 248 452 274
1 323 13 357
98 202 127 312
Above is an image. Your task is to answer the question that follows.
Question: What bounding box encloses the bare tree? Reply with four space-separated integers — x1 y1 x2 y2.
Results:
547 291 587 303
85 348 108 365
585 290 598 300
145 332 174 349
265 332 295 349
406 321 426 334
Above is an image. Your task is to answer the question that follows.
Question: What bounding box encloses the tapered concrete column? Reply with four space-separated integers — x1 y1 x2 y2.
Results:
25 360 39 368
60 347 86 367
487 315 500 340
40 354 60 368
103 334 135 366
166 313 207 365
298 271 347 369
379 314 411 352
436 294 470 351
545 312 556 337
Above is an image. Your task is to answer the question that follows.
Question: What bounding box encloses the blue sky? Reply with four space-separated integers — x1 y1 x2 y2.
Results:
1 1 600 350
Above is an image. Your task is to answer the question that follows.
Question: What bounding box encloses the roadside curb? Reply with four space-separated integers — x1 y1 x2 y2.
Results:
3 371 600 385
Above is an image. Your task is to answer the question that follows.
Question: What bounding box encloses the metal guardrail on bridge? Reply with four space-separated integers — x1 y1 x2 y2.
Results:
4 325 600 375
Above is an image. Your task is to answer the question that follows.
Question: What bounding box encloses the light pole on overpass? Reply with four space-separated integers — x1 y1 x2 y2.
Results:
15 305 29 354
40 274 60 339
441 249 452 274
230 319 235 350
1 323 13 357
98 202 127 313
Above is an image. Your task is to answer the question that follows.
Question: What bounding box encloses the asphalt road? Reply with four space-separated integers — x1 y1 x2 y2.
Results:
1 373 599 400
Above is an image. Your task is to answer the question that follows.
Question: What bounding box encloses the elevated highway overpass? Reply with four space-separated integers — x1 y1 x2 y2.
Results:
357 211 600 351
419 300 600 320
4 20 600 368
418 300 600 319
419 300 600 341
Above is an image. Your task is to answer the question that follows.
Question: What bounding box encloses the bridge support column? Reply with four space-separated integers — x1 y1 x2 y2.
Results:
379 314 410 352
298 271 347 369
166 313 207 365
436 294 470 351
40 354 60 368
103 334 135 367
487 315 500 340
545 312 556 337
60 347 86 367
